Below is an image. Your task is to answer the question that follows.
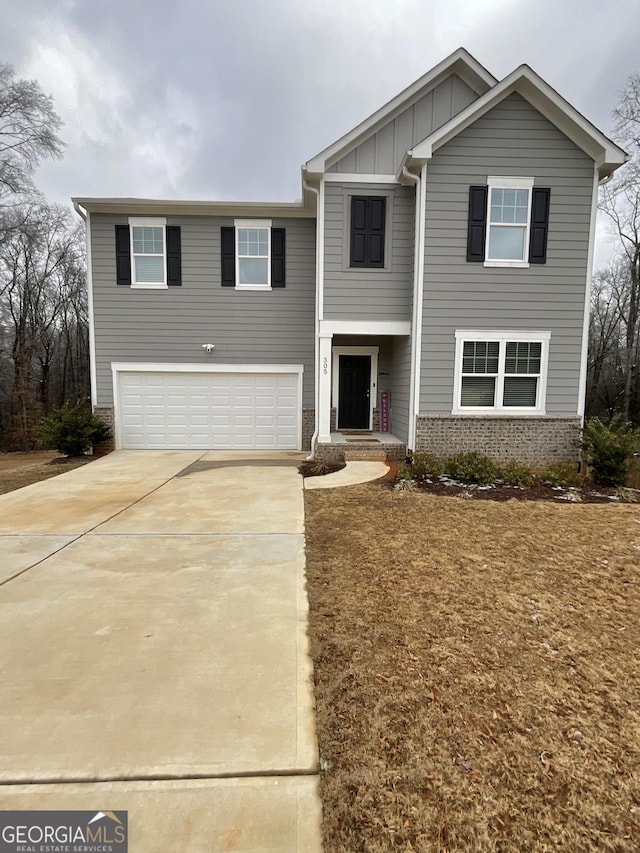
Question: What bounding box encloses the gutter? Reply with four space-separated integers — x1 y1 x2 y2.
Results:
302 173 321 459
404 164 427 452
73 201 98 409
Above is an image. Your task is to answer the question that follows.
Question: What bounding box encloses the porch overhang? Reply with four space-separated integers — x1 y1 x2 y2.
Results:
319 320 411 336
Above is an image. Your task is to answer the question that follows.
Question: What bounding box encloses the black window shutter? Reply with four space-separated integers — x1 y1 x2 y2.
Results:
271 228 286 287
350 196 385 268
467 186 488 262
115 225 131 285
528 188 551 264
221 227 235 286
166 226 181 286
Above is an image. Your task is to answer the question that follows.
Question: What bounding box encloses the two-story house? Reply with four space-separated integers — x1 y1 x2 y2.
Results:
73 48 627 465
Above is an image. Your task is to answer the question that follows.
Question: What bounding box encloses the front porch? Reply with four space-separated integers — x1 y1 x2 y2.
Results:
315 431 406 464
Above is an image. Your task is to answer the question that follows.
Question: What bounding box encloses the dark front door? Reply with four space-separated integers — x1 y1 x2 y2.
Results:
338 355 371 429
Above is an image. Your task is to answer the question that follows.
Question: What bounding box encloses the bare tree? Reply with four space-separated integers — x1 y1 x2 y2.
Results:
0 204 87 449
598 73 640 422
0 63 63 206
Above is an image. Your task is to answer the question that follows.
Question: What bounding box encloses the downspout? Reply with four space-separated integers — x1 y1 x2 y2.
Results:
302 175 321 459
404 163 427 452
73 201 98 410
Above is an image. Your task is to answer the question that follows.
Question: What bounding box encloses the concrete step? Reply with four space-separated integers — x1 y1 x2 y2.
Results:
343 449 388 462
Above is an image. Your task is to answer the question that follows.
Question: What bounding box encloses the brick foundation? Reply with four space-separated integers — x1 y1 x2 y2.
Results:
302 407 314 452
414 415 581 466
315 441 406 464
93 406 116 454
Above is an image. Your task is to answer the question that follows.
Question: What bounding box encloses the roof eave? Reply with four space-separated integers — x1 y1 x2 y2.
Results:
407 65 628 177
304 47 497 177
71 197 316 218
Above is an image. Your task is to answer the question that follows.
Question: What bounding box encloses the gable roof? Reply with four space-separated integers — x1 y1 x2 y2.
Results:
303 47 497 179
400 64 628 181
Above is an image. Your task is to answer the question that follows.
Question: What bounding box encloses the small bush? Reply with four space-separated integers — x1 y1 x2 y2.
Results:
581 416 639 487
543 461 582 487
445 451 499 485
41 403 111 457
394 477 417 492
410 452 446 477
501 459 539 488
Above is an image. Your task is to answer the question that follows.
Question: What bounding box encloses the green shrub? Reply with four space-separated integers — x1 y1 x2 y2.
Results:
410 452 446 477
41 402 111 457
444 451 499 485
580 416 639 487
501 459 539 488
543 460 582 487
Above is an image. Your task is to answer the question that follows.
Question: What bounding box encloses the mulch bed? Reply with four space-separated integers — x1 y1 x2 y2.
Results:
397 474 628 504
304 483 640 852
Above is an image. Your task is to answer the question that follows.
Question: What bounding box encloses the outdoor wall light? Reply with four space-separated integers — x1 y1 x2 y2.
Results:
201 344 216 353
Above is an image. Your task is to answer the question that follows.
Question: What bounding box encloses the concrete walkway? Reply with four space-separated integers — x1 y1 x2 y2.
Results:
304 460 390 490
0 450 321 851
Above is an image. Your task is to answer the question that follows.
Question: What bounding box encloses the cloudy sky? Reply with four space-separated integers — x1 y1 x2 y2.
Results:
1 0 638 260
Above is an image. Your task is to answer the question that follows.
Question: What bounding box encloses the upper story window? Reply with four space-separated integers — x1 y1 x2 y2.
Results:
221 222 286 289
467 179 550 267
236 220 271 287
453 330 550 414
350 196 386 268
131 218 166 286
115 219 181 288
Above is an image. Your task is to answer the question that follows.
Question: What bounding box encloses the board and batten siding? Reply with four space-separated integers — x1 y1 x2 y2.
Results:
90 214 316 407
328 74 478 176
323 183 414 321
420 93 594 414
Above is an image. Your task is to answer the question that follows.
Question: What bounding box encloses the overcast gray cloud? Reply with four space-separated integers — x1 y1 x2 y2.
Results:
0 0 638 261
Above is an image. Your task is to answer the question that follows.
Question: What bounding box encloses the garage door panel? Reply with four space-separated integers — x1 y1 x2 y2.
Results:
117 370 300 450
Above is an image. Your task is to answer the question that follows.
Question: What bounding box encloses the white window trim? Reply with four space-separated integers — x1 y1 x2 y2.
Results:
484 177 534 269
129 216 167 289
452 330 550 415
234 218 272 290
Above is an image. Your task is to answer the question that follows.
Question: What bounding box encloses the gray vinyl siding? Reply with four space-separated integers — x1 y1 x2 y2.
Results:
91 214 316 406
388 335 412 444
323 183 414 321
328 74 478 175
420 93 594 415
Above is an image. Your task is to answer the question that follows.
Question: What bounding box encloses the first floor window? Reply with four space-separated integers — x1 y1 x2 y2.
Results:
130 218 166 286
454 331 550 414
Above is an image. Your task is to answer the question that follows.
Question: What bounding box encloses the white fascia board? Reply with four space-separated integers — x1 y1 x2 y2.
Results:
304 48 496 177
408 66 628 179
319 320 411 336
72 198 315 218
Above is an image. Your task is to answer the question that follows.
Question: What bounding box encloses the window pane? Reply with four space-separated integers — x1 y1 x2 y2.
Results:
461 376 495 407
239 257 268 284
505 342 541 374
487 225 526 260
490 188 529 224
462 341 499 373
134 256 164 283
238 228 268 256
503 377 538 407
132 226 163 254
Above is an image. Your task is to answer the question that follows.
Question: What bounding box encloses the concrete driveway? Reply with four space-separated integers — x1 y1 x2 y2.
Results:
0 450 321 851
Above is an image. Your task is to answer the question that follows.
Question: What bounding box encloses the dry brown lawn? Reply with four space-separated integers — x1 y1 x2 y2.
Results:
304 482 640 852
0 453 92 494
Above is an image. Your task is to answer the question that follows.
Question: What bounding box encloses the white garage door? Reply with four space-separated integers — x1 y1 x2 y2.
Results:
116 369 301 450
